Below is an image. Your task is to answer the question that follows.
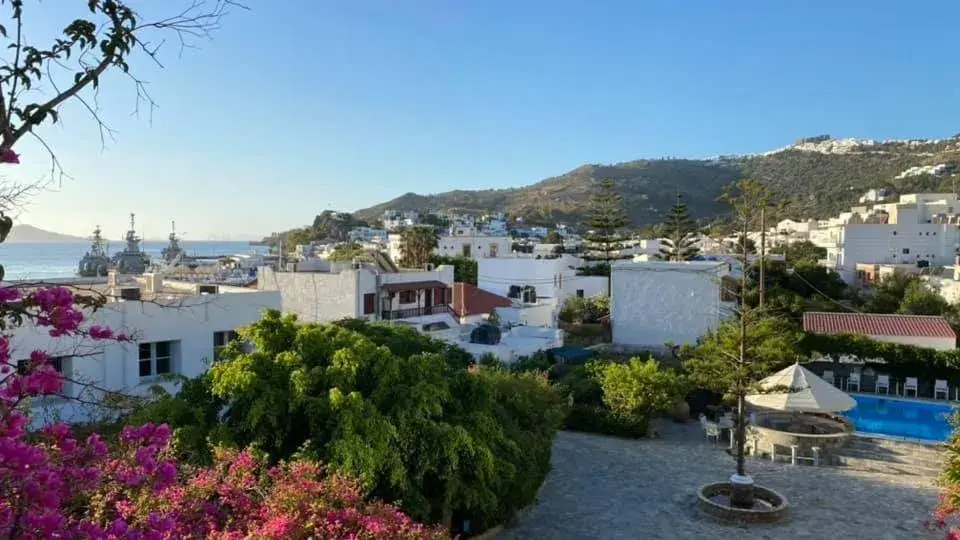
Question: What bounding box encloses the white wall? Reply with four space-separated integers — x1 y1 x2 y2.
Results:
438 235 512 260
14 288 281 426
611 262 733 349
478 255 591 301
497 300 558 328
258 266 360 323
837 223 956 275
865 333 956 351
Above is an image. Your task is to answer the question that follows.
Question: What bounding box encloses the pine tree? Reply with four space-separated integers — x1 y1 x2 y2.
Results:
656 194 700 261
583 179 630 295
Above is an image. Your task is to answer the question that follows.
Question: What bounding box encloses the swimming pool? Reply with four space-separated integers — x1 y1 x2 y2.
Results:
842 395 958 442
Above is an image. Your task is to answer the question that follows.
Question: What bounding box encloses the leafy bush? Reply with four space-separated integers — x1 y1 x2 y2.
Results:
136 312 566 534
595 358 688 418
558 295 610 324
563 404 648 438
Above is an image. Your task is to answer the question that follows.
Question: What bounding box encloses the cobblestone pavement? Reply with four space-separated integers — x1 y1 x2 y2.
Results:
499 424 940 540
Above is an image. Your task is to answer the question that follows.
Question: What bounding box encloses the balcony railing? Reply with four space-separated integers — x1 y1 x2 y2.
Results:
381 304 452 320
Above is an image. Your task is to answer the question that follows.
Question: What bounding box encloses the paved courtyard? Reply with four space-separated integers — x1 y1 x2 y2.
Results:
499 424 940 539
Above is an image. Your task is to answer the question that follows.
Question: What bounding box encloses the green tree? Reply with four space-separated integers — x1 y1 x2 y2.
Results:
141 312 566 533
899 280 954 317
656 194 700 261
863 272 916 313
328 242 366 262
732 234 756 255
430 255 478 285
285 227 316 248
543 230 563 244
774 240 827 266
584 179 630 295
596 358 686 419
399 226 439 268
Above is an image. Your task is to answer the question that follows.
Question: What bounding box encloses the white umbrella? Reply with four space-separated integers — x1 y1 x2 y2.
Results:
746 362 856 413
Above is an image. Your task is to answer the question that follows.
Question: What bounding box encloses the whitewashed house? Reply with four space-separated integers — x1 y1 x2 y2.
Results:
610 261 737 350
437 224 512 260
816 193 960 282
477 254 607 304
11 274 281 426
258 262 457 327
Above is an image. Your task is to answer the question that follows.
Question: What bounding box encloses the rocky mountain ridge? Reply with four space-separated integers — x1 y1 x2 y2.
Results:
343 134 960 231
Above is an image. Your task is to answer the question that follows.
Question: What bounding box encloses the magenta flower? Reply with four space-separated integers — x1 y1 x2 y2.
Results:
1 147 20 164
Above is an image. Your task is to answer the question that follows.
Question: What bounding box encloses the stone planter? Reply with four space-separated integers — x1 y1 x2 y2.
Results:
697 480 789 524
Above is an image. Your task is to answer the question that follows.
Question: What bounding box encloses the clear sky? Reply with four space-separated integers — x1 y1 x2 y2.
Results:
10 0 960 239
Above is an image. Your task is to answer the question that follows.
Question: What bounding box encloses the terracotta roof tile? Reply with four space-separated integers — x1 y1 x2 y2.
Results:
802 312 957 339
453 282 513 318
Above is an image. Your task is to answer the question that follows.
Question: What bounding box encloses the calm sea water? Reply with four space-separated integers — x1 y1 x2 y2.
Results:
0 241 263 280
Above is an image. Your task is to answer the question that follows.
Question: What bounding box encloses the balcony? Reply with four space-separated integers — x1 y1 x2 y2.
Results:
381 304 452 320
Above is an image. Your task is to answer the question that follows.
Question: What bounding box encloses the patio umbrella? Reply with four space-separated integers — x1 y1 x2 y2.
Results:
746 362 856 413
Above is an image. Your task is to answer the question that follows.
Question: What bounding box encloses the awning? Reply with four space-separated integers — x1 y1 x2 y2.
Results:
381 280 448 293
746 362 856 413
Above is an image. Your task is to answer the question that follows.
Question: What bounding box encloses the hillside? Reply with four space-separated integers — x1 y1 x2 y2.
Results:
351 135 960 229
6 224 86 243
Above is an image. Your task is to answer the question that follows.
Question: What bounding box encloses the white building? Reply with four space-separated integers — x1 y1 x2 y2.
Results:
477 254 607 304
386 226 513 262
347 227 388 243
438 225 512 260
381 210 420 232
820 193 960 282
11 274 281 426
258 262 457 327
610 261 737 350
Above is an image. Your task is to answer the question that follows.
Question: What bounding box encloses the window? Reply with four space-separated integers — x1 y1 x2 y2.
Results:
576 289 585 298
16 356 70 396
213 330 239 354
489 243 498 258
462 244 472 258
399 290 416 304
363 293 375 315
139 341 175 378
902 248 910 255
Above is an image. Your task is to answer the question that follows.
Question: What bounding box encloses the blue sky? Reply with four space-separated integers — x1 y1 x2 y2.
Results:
11 1 960 239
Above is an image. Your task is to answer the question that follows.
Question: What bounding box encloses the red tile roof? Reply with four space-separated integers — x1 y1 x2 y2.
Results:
453 282 513 318
802 312 957 339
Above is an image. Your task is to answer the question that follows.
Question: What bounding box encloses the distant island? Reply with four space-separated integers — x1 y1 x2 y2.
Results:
6 224 86 243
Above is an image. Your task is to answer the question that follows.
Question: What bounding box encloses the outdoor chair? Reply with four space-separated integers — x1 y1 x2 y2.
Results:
904 377 919 397
700 414 721 443
822 370 835 387
847 370 861 392
876 374 890 394
935 379 950 400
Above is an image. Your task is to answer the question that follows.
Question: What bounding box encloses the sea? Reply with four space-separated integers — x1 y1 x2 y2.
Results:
0 241 265 281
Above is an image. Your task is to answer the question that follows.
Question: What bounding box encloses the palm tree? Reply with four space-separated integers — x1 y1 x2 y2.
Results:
399 226 438 268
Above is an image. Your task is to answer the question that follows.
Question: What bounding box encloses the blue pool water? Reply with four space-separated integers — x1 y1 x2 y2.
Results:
842 395 957 442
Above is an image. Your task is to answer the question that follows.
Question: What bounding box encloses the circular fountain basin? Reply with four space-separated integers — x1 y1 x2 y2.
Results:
696 482 789 524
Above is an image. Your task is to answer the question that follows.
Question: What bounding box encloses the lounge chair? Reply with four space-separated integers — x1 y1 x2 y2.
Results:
822 370 835 387
876 374 890 394
847 370 861 392
935 379 950 400
904 377 919 397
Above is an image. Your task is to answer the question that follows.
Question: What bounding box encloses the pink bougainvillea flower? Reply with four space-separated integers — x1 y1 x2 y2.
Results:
0 148 19 164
